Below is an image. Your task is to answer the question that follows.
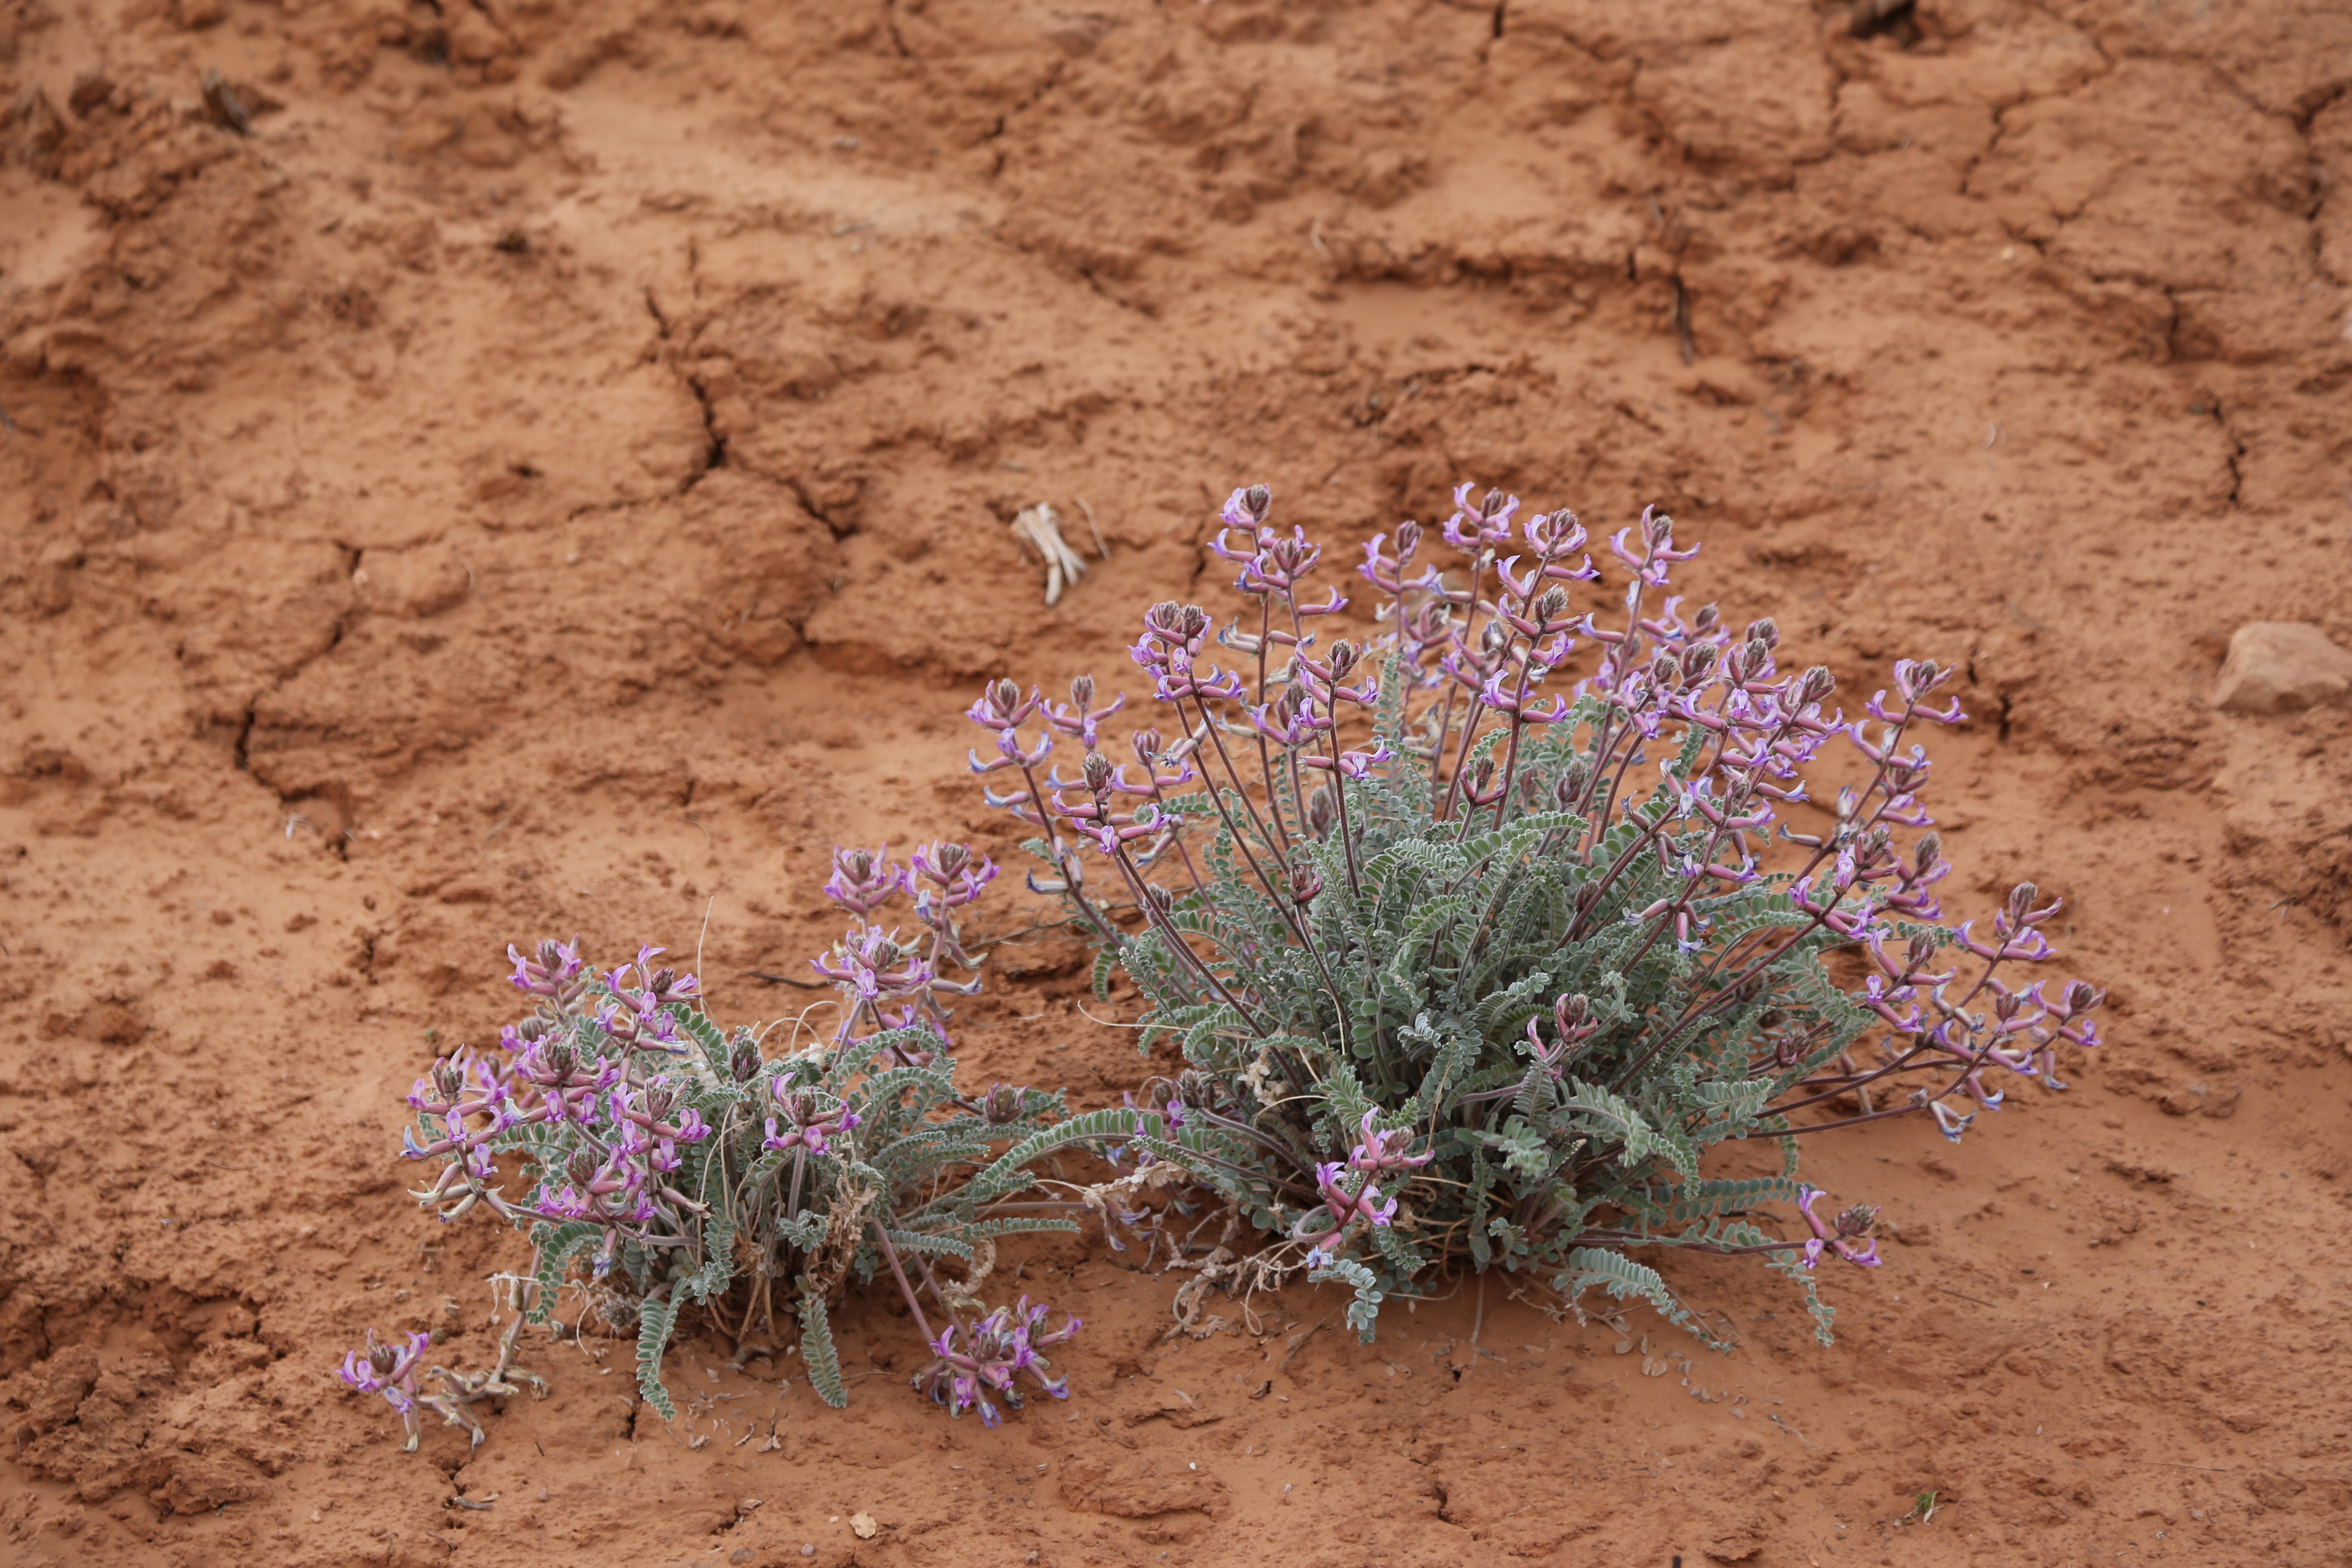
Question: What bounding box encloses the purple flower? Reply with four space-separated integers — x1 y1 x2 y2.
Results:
916 1295 1080 1423
1041 674 1127 747
1793 1186 1880 1269
823 846 907 916
1441 481 1519 552
967 679 1041 732
909 842 998 908
507 936 585 996
1347 1110 1432 1175
812 923 938 1001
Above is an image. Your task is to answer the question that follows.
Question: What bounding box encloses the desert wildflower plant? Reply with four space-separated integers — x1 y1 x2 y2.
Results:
345 838 1128 1447
966 481 2105 1346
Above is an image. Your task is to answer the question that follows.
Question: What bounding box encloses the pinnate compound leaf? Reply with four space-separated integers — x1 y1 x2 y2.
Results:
798 1283 849 1409
635 1297 680 1421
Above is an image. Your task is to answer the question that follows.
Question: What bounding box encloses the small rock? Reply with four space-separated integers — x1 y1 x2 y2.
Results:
2212 622 2352 714
849 1512 878 1540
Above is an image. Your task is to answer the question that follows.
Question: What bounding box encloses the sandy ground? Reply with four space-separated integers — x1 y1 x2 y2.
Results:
4 0 2352 1564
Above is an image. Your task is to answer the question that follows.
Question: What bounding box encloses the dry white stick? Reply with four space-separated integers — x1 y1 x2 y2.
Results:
1011 503 1089 606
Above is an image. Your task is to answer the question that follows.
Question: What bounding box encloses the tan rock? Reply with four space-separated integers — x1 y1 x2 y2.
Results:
2211 622 2352 714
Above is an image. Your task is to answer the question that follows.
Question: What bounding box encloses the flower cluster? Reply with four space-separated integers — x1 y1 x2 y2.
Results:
337 1331 433 1446
811 841 995 1060
1794 1185 1881 1270
401 947 713 1275
968 478 2106 1345
913 1295 1082 1428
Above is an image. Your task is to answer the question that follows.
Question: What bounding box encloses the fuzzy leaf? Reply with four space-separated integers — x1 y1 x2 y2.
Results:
635 1297 680 1421
797 1283 849 1409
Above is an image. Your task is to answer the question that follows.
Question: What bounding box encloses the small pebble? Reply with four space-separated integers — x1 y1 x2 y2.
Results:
2213 621 2352 714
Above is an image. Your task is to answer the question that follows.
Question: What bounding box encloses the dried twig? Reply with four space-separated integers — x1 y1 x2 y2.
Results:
201 70 251 135
2130 1459 2232 1473
744 970 829 989
1075 496 1110 559
1276 1315 1331 1371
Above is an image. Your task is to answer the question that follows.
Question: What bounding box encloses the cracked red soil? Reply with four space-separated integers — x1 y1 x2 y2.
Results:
4 1 2352 1565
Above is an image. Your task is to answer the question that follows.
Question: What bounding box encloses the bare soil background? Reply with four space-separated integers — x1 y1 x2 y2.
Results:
4 0 2352 1563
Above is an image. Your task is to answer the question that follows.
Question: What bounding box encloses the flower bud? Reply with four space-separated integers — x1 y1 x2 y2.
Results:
1913 833 1942 878
994 678 1020 712
1307 783 1335 839
1799 665 1836 703
1396 519 1422 557
1645 510 1674 545
1745 617 1779 649
984 1084 1025 1125
1287 858 1323 904
1534 585 1569 624
1083 751 1112 793
1130 728 1163 766
730 1038 762 1083
2006 882 2038 923
1692 603 1720 634
433 1058 464 1100
1481 488 1510 520
1328 640 1358 678
1242 484 1272 523
1682 643 1720 683
1069 673 1095 710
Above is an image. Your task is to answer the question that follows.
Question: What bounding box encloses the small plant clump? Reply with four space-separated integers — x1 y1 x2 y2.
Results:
344 841 1130 1449
966 480 2105 1344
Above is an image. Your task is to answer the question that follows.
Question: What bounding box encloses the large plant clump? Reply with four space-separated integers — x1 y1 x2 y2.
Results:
968 481 2104 1343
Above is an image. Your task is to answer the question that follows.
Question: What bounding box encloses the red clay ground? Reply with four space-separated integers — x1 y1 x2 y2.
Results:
5 1 2352 1564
